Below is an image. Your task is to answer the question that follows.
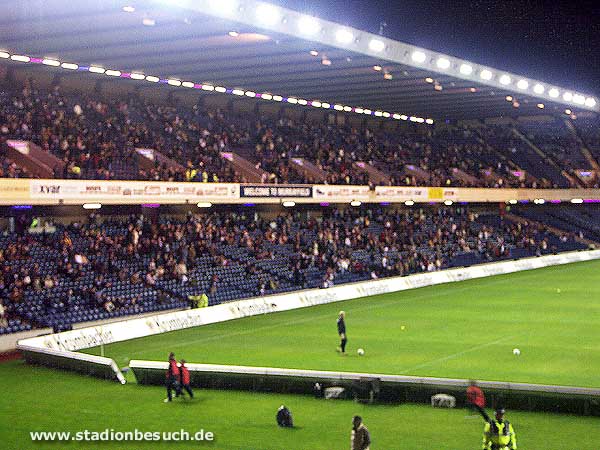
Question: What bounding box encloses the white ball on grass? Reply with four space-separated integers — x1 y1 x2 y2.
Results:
512 348 521 356
357 348 365 356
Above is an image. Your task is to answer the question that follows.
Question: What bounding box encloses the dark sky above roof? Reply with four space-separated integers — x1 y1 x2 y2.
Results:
270 0 600 93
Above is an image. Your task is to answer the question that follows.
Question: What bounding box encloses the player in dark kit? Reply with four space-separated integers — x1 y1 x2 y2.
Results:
337 311 347 354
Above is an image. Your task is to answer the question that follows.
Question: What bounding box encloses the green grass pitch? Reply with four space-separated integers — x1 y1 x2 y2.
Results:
89 259 600 387
1 260 599 449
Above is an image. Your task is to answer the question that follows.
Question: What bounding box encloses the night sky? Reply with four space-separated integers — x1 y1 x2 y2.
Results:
270 0 600 94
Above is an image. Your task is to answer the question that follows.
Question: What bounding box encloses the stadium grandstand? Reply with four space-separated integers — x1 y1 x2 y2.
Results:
1 1 600 449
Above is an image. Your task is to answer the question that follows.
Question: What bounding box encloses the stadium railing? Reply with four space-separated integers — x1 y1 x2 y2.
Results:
129 361 600 416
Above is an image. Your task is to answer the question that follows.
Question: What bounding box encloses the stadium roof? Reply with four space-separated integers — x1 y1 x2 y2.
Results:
1 0 598 120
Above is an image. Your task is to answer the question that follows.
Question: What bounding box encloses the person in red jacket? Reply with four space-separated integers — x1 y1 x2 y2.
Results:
179 359 194 399
164 352 181 402
466 380 486 413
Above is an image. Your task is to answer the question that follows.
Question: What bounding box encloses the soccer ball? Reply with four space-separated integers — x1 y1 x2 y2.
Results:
357 348 365 356
513 348 521 356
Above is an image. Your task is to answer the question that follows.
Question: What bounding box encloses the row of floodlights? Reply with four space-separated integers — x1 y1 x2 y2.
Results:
20 198 597 210
0 50 433 125
172 1 599 109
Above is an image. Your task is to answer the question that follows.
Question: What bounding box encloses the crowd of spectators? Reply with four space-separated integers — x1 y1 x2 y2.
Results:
1 79 592 188
0 206 584 333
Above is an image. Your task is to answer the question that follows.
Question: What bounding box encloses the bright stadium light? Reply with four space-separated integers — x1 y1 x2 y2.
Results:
405 200 415 206
459 63 473 75
42 59 60 66
210 0 236 14
565 108 572 115
262 93 273 100
272 95 283 101
89 66 105 74
573 94 586 105
311 101 322 107
282 201 296 207
369 39 385 52
508 199 518 205
355 107 364 114
298 16 320 34
130 73 145 80
480 69 493 80
533 84 545 94
374 111 383 117
215 86 227 93
363 109 372 115
197 202 212 208
517 79 529 90
298 99 308 105
585 98 597 107
145 75 159 82
335 28 354 44
245 91 256 97
411 51 426 63
537 103 544 109
10 54 30 62
105 70 121 77
571 198 583 204
436 57 450 70
122 6 135 13
167 79 182 86
444 200 453 206
182 81 195 88
287 97 298 104
350 200 362 207
256 3 280 25
425 118 434 124
548 88 560 98
83 203 102 210
61 62 78 70
232 89 244 96
0 51 9 59
499 74 511 85
201 84 215 91
321 102 330 108
563 91 573 101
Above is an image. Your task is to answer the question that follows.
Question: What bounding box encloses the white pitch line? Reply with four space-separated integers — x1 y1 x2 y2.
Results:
398 334 518 374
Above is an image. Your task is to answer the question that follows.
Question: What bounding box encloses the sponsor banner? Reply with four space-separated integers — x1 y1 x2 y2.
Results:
29 180 240 203
312 184 371 201
0 179 31 202
18 250 600 354
240 185 312 198
374 186 428 201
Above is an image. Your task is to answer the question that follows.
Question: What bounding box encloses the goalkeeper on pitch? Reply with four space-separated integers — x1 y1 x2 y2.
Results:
337 311 347 354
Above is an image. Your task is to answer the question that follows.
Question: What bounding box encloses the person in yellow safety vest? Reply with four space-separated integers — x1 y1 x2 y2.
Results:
482 407 516 450
185 167 197 181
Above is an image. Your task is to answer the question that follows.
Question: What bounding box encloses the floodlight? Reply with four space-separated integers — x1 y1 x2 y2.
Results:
444 200 453 205
245 91 256 97
335 29 353 44
548 88 559 98
232 89 244 96
369 39 385 52
182 81 194 88
480 69 493 80
516 79 529 90
533 84 545 94
89 66 105 74
459 64 473 75
585 97 597 108
411 51 426 63
122 6 135 13
0 52 9 59
350 200 362 207
210 0 236 14
130 73 145 80
573 94 585 105
405 200 415 206
262 93 273 100
145 75 159 82
321 102 330 108
42 59 60 66
563 92 573 101
256 4 280 25
215 86 227 93
197 202 212 208
61 63 78 70
105 70 121 77
10 55 30 62
298 16 319 34
571 198 583 204
167 79 181 86
436 58 450 70
499 74 511 85
83 203 102 210
282 201 295 207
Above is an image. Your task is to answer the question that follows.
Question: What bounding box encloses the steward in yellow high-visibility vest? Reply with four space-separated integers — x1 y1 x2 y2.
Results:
482 407 517 450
